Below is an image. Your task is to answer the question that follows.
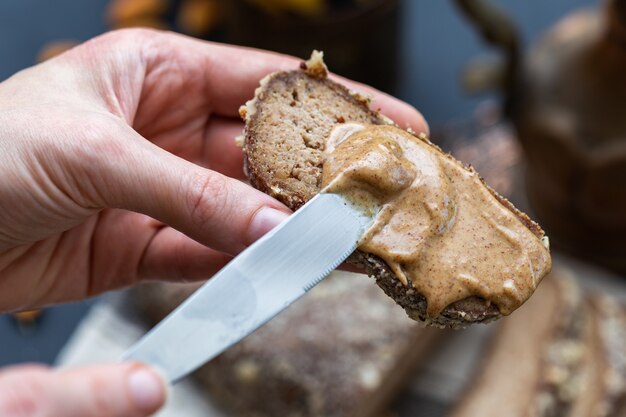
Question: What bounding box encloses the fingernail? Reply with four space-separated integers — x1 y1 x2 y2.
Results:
128 366 166 413
248 207 290 244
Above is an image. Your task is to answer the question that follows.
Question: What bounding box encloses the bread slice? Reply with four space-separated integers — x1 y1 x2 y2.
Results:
572 295 626 417
565 298 613 417
448 272 586 417
450 272 626 417
136 272 443 417
565 301 600 417
239 52 547 328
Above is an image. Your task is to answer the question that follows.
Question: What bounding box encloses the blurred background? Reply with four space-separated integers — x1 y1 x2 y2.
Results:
2 1 623 416
0 0 595 371
0 1 593 123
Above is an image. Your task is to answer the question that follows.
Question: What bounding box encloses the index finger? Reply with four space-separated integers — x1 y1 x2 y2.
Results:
154 32 428 132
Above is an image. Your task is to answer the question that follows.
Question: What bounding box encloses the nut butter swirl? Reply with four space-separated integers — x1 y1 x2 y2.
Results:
322 124 552 318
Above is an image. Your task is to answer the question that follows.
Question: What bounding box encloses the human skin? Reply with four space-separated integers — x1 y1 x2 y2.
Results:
0 29 428 417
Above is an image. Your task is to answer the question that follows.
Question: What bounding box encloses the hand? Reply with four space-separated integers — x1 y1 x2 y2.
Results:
0 28 427 312
0 363 166 417
0 28 428 417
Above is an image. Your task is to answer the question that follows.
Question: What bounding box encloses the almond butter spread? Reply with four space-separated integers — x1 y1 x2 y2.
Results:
321 123 552 318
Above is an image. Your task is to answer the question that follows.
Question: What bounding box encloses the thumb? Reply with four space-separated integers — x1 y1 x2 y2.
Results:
0 363 166 417
80 123 291 255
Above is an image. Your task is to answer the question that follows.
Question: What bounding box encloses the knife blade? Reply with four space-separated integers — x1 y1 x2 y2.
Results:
123 192 376 383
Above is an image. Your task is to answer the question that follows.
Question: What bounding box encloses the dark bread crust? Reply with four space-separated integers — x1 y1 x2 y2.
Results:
241 61 547 328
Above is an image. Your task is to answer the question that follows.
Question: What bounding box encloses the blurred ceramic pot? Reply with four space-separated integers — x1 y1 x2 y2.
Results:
456 0 626 271
222 0 400 93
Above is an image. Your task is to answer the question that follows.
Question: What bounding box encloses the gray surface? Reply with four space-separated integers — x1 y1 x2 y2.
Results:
0 0 110 81
0 0 598 366
0 300 95 366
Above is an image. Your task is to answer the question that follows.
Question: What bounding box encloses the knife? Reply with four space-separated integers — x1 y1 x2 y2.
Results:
123 192 376 383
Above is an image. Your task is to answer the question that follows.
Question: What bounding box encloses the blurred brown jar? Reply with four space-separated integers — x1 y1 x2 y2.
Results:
520 0 626 271
222 0 400 93
457 0 626 272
